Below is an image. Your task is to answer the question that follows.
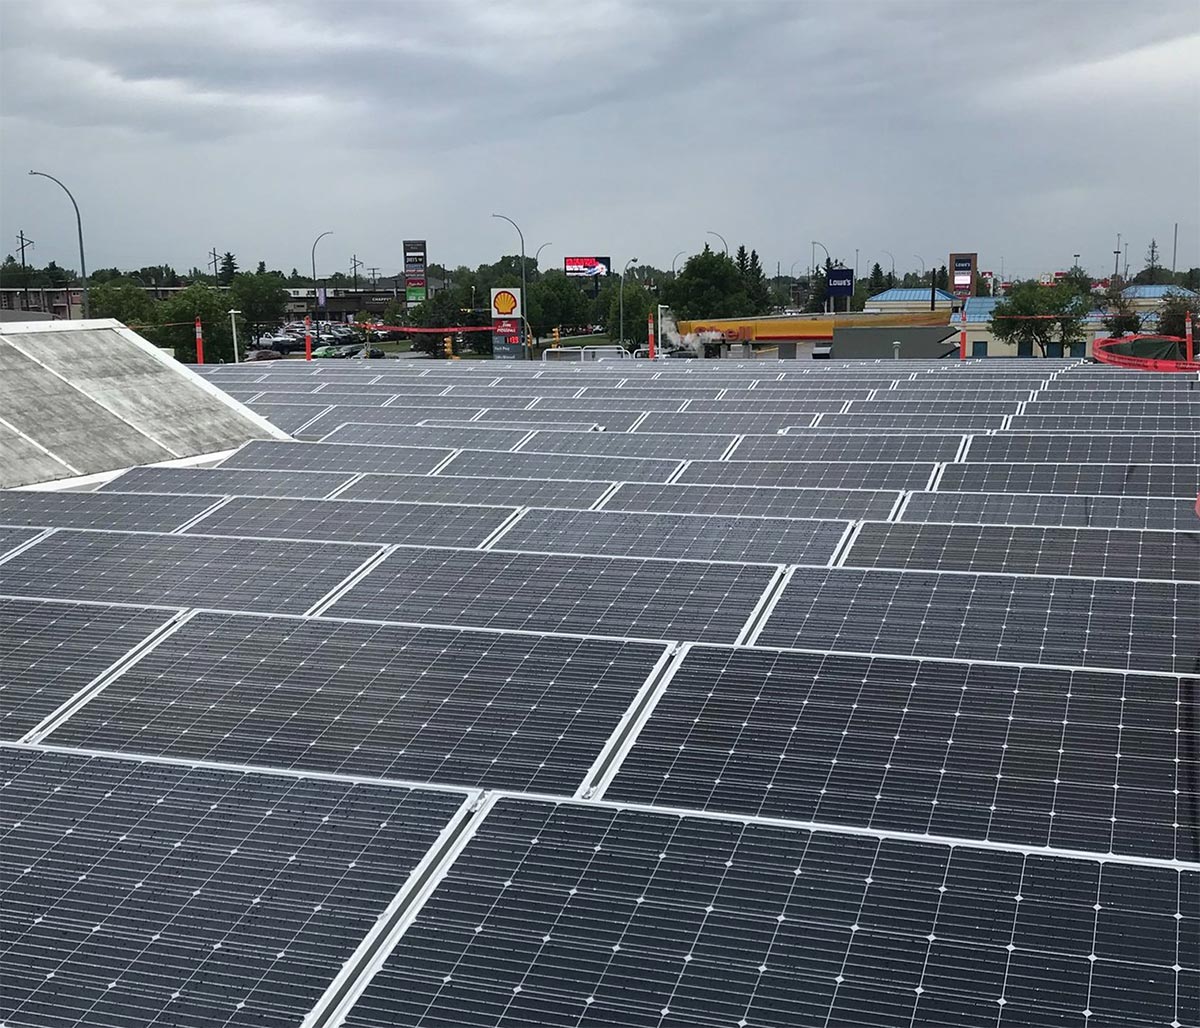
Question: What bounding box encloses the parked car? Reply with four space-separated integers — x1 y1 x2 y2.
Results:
311 345 341 358
350 347 386 359
244 348 284 361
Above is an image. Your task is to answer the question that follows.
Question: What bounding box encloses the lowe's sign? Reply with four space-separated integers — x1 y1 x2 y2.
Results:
826 267 854 297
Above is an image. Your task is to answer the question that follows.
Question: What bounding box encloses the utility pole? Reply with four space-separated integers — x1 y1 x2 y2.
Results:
1112 233 1121 283
350 254 363 295
1123 243 1129 281
1172 223 1178 274
208 247 220 282
367 266 380 287
16 230 34 310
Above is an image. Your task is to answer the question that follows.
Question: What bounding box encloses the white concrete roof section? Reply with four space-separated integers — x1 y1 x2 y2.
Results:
0 319 288 488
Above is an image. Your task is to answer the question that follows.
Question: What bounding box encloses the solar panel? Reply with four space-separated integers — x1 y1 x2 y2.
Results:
520 430 736 461
319 423 530 450
0 598 175 740
576 386 725 400
247 401 331 434
684 398 851 414
0 529 376 613
0 490 220 534
101 465 357 499
754 567 1197 674
442 450 682 484
603 482 901 520
0 525 45 559
731 434 963 463
899 491 1193 532
635 412 815 434
678 460 936 491
1027 401 1199 416
297 405 485 440
419 417 604 433
818 413 1009 431
220 439 455 475
0 745 466 1028
965 434 1200 464
938 462 1198 498
341 473 612 509
291 390 396 405
1009 415 1200 434
476 408 643 431
45 612 668 793
532 396 687 411
605 646 1190 859
852 400 1020 415
338 798 1192 1028
846 521 1194 582
498 508 850 564
184 495 516 547
442 385 584 397
328 546 777 644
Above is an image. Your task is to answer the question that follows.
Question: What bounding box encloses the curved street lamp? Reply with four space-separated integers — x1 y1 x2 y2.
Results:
492 213 529 353
913 254 926 283
880 249 896 280
672 250 687 275
534 241 552 266
619 257 638 346
706 230 729 256
310 230 332 342
29 170 88 318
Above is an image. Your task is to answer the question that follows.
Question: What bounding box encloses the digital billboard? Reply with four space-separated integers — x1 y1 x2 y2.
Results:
949 252 977 297
564 256 611 277
403 239 427 307
491 288 524 359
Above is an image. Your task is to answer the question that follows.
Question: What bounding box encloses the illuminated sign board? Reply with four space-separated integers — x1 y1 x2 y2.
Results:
949 252 977 297
403 240 428 307
564 256 611 277
826 267 854 297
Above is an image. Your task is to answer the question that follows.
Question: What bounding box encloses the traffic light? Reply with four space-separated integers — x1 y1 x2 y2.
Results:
552 326 560 344
443 335 453 358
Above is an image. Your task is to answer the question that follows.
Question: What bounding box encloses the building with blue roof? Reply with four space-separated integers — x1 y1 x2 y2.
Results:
1120 284 1197 301
865 287 957 313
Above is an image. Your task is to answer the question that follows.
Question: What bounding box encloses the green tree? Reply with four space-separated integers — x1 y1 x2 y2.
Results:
1099 286 1142 337
255 260 267 275
528 270 589 338
230 272 288 339
991 281 1091 356
935 264 949 290
1141 239 1161 285
607 280 653 346
804 258 833 314
148 284 235 362
734 245 749 279
89 267 125 285
868 262 885 292
663 246 752 319
745 250 770 313
217 252 238 285
1155 289 1200 339
89 282 156 326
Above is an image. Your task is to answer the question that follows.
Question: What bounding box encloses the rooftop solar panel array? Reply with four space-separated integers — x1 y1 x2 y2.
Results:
3 354 1196 1028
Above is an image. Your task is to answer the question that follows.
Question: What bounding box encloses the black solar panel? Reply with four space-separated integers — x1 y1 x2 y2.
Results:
319 423 530 450
296 404 484 439
0 598 175 740
0 529 376 613
966 434 1200 464
684 398 851 413
500 508 849 564
755 567 1197 674
938 462 1198 498
679 460 936 491
853 399 1020 415
476 408 643 431
46 612 668 792
635 412 815 433
900 491 1194 532
0 746 466 1028
442 450 682 484
0 525 44 559
844 522 1197 581
818 413 1008 430
328 546 777 643
732 434 963 463
341 473 612 508
521 430 736 460
247 401 330 433
605 646 1192 859
534 396 687 411
221 438 454 475
340 798 1194 1028
101 465 357 499
0 490 219 533
184 494 515 546
1026 401 1199 416
1009 415 1200 434
604 481 900 520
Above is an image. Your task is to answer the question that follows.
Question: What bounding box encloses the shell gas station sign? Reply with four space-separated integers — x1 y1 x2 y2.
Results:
490 288 524 359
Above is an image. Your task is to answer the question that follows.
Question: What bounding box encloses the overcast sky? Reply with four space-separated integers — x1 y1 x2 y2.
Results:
2 0 1197 282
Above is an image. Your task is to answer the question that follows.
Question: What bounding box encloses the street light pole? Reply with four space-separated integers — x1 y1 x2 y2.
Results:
228 309 242 363
812 241 832 314
29 170 88 318
534 242 552 267
706 231 729 256
881 250 896 280
913 254 926 283
310 230 332 344
492 213 529 356
620 257 638 347
672 250 687 275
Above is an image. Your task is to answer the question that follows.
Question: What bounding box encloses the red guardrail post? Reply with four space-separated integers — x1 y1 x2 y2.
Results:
194 316 204 364
305 315 312 361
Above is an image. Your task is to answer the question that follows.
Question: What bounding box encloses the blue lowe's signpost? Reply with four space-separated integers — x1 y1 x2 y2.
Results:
826 266 854 314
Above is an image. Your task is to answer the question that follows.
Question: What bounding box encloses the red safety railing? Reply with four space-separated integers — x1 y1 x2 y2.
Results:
1092 334 1199 373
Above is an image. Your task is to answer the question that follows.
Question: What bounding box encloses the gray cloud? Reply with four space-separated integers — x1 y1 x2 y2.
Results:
2 0 1197 281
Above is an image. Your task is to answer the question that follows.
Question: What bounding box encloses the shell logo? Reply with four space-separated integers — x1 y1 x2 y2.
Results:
492 290 518 316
